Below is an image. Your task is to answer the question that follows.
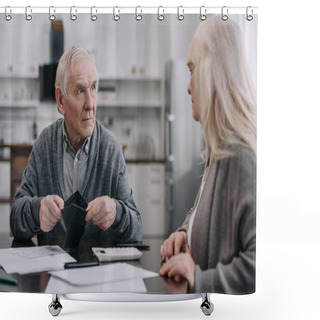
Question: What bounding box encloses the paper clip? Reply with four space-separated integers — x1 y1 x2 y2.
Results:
70 6 77 21
221 6 228 21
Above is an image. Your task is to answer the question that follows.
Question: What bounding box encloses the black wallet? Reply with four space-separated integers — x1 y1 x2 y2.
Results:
61 191 88 252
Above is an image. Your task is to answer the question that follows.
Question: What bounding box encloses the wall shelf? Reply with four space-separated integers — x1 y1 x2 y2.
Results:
0 101 39 108
98 101 162 108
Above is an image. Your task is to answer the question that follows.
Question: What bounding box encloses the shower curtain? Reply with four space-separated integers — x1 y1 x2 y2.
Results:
0 7 258 297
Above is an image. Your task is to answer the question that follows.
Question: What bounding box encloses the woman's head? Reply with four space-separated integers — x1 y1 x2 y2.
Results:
187 16 256 161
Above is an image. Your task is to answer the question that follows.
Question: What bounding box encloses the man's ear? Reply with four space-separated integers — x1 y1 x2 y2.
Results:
56 86 65 115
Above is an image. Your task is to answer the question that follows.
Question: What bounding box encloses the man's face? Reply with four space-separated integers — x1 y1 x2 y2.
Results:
57 58 98 144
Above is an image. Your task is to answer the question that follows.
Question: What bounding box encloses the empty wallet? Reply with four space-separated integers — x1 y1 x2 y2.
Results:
61 191 88 252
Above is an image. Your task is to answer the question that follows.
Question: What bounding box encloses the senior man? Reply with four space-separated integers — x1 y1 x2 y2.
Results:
10 46 142 247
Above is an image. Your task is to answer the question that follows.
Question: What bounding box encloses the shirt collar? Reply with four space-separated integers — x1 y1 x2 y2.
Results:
63 121 91 155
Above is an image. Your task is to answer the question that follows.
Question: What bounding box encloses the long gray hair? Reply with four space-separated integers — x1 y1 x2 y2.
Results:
187 16 256 162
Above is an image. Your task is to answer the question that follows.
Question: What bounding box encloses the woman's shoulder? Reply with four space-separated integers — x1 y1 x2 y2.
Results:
231 144 256 164
217 144 256 178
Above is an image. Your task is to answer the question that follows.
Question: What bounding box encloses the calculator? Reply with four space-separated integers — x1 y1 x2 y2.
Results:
92 247 143 262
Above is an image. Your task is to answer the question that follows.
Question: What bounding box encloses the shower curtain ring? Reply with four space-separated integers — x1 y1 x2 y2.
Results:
113 6 120 21
5 6 12 21
135 6 142 21
177 6 184 21
200 6 207 21
70 6 77 21
221 6 228 21
157 6 164 21
246 6 254 21
25 6 32 21
91 6 98 21
49 6 56 21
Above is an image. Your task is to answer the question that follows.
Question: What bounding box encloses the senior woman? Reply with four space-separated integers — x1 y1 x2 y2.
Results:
160 16 256 294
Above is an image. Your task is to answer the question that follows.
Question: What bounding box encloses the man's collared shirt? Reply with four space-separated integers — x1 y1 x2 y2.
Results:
62 122 91 199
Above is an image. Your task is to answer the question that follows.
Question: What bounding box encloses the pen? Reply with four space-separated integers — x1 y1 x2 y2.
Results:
64 261 99 269
0 277 18 286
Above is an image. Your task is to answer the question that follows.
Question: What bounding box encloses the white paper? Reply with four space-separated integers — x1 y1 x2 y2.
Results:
0 245 76 274
50 262 158 286
45 276 148 294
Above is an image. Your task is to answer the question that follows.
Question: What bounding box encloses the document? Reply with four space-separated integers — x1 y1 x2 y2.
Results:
45 276 148 294
0 246 76 274
50 262 158 286
45 263 158 293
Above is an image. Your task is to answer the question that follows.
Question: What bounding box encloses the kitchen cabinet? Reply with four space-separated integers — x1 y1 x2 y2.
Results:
0 144 32 235
0 204 10 235
62 14 168 79
0 161 10 203
96 77 165 161
126 163 167 238
0 15 49 78
62 15 118 79
10 145 32 204
98 78 163 108
116 15 168 79
0 77 39 110
0 145 32 205
0 19 13 77
0 150 10 235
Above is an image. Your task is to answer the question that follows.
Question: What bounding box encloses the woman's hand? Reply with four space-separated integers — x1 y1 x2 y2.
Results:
160 231 188 261
160 251 196 291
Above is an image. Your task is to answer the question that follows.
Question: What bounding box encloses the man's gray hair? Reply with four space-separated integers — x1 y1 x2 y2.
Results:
55 46 98 97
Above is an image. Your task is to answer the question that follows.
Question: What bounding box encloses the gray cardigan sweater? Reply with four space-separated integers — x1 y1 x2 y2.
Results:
180 145 256 294
10 119 142 246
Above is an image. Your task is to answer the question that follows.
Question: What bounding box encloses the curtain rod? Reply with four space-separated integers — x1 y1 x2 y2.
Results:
0 6 258 21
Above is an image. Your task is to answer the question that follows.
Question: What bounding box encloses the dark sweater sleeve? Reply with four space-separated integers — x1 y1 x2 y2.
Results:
194 148 256 294
10 141 44 240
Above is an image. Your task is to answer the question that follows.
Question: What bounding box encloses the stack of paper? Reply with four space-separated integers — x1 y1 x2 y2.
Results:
0 246 76 274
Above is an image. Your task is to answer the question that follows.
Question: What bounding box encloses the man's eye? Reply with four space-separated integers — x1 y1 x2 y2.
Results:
91 85 96 91
78 88 84 94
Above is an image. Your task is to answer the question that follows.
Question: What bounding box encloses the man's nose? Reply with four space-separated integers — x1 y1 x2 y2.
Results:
84 90 95 110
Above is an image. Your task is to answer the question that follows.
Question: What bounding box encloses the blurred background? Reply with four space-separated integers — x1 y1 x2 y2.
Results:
0 12 257 240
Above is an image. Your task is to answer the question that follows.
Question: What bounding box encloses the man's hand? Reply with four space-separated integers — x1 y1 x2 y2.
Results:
86 196 117 231
40 195 64 232
160 231 188 261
